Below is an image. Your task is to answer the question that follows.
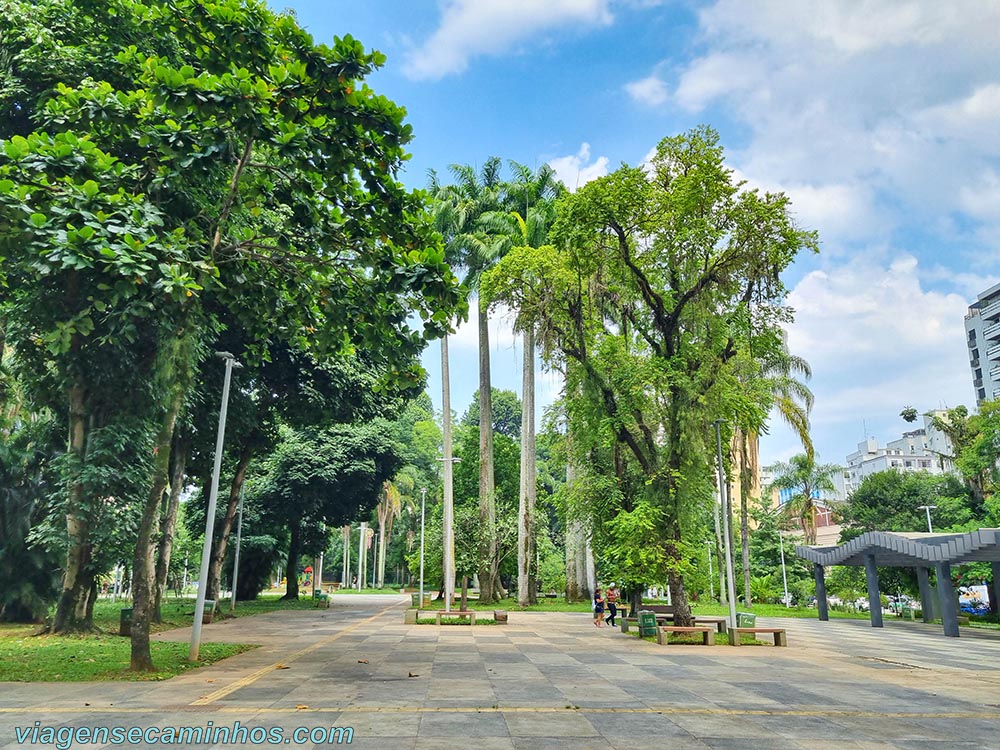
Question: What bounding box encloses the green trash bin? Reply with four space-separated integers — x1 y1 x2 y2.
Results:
736 612 756 627
638 610 658 637
119 608 133 637
411 593 422 608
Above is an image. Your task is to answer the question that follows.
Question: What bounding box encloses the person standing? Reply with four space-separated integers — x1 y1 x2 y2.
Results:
593 588 605 627
605 583 619 627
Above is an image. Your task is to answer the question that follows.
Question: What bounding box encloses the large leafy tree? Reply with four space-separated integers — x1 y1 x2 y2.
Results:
484 127 816 624
0 0 461 670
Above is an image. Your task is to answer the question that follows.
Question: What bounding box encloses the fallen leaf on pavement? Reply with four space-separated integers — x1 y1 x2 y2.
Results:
357 659 368 664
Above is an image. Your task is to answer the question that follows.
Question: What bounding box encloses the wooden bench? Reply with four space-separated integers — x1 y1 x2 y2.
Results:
435 610 476 625
657 626 714 646
730 627 786 646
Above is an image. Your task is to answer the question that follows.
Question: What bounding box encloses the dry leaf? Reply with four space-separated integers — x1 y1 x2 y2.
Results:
357 659 368 664
275 664 290 670
408 672 419 678
205 679 216 683
295 704 309 710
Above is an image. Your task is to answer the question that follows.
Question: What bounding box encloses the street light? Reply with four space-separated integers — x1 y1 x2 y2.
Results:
917 505 937 533
778 528 790 607
713 420 738 632
437 456 462 612
419 487 427 607
704 540 714 601
229 484 244 612
190 352 241 662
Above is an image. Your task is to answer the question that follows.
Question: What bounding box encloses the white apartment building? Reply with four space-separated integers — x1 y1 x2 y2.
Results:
843 411 954 496
965 282 1000 405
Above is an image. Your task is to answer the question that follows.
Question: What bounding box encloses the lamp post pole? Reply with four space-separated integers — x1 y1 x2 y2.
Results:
778 528 790 607
713 420 738 631
419 487 427 607
917 505 936 533
705 540 714 601
189 352 240 662
229 484 244 612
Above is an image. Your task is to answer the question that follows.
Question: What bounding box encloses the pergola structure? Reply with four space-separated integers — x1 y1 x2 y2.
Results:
796 529 1000 637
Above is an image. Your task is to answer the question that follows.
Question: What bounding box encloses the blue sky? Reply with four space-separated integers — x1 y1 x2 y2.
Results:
284 0 1000 467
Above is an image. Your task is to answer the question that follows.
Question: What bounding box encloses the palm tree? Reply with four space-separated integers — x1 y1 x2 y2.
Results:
734 349 814 605
480 162 562 606
430 161 507 602
768 453 841 545
375 481 402 589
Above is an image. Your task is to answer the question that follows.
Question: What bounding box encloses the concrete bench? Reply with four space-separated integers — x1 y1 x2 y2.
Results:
730 627 786 646
435 610 476 625
656 626 714 646
622 613 727 635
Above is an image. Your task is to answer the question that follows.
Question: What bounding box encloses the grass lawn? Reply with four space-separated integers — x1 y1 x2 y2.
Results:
420 596 592 613
0 593 316 682
0 635 252 682
690 601 871 620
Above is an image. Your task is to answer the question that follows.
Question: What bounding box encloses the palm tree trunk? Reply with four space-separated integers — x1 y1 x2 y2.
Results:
477 300 498 603
739 430 753 607
517 327 536 606
441 334 456 609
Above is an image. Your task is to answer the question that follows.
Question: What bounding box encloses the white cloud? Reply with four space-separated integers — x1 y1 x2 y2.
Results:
664 0 1000 254
547 143 610 192
624 75 668 106
773 254 975 459
404 0 614 80
448 299 518 354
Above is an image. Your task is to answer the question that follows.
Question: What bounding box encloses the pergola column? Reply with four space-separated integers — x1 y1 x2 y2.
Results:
992 562 1000 618
916 566 934 623
864 553 883 628
935 562 959 637
813 563 829 621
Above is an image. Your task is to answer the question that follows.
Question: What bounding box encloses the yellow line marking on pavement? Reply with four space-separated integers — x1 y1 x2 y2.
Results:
189 601 403 706
3 706 999 720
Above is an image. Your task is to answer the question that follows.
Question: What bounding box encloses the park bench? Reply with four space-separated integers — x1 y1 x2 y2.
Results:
730 627 786 646
656 625 714 646
435 610 476 625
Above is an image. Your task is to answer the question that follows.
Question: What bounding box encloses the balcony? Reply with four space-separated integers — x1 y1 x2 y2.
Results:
985 320 1000 342
988 342 1000 360
982 297 1000 323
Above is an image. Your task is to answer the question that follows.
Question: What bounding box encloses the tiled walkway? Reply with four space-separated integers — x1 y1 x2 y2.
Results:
2 595 999 749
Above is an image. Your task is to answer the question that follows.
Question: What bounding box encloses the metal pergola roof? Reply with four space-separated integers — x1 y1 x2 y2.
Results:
795 528 1000 568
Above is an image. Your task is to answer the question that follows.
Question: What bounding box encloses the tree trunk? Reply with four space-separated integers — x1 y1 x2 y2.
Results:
51 382 96 634
130 380 185 672
460 575 468 611
517 327 536 606
283 520 301 600
154 432 188 623
477 300 499 603
441 334 455 609
207 446 253 603
377 516 387 588
739 430 753 607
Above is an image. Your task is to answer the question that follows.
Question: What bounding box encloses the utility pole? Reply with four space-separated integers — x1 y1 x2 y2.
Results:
229 485 244 612
778 528 790 607
419 487 427 607
705 540 714 601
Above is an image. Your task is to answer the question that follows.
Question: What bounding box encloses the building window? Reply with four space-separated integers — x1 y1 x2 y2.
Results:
905 460 913 468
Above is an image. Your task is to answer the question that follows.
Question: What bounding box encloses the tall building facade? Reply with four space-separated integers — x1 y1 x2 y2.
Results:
965 282 1000 404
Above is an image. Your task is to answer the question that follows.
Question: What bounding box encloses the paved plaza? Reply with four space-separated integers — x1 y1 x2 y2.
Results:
3 594 1000 749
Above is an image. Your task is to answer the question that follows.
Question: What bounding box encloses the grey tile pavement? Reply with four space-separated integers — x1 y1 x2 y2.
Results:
2 596 1000 749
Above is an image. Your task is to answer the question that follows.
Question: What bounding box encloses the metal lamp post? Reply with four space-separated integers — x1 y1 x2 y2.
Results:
189 352 241 662
704 540 715 601
917 505 936 533
713 420 738 631
419 487 427 607
778 528 790 607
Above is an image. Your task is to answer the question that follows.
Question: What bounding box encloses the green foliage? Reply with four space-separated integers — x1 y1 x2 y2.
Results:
461 388 522 439
767 454 841 544
483 127 817 612
838 470 976 534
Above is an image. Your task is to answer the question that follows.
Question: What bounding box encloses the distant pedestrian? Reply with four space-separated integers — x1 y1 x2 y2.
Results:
593 588 605 628
605 583 619 627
